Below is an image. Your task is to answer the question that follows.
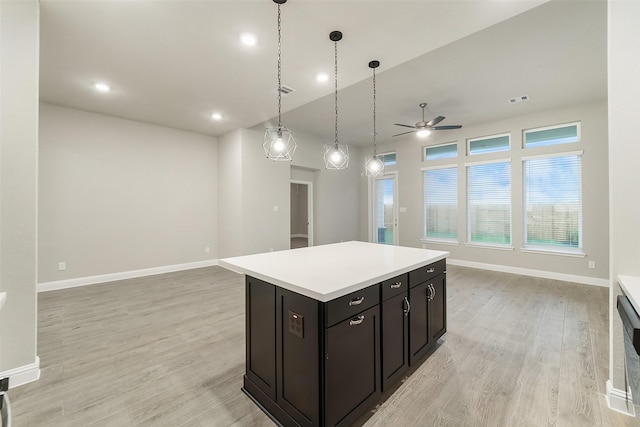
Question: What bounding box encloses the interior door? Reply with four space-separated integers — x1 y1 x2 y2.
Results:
372 174 398 245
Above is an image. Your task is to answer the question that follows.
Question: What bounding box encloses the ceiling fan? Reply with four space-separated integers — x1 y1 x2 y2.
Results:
393 103 462 137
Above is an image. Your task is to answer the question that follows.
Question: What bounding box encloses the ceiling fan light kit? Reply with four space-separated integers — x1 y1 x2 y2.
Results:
263 0 298 162
365 60 385 178
324 30 350 170
392 102 462 138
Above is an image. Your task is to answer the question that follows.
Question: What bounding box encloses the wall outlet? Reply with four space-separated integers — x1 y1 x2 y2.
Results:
270 248 274 252
58 262 66 271
205 246 210 253
273 205 280 212
588 261 596 269
400 207 407 213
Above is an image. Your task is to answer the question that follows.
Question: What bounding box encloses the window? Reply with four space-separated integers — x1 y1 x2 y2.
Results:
468 133 510 155
523 153 582 252
467 161 511 246
423 167 458 241
524 122 580 148
379 152 396 166
424 142 457 161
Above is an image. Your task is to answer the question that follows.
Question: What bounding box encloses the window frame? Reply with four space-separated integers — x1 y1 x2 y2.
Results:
423 142 458 161
523 121 581 149
421 164 459 244
521 150 585 256
465 158 513 249
467 132 511 156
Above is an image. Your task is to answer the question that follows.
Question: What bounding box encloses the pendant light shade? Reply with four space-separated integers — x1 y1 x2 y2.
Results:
365 60 384 177
264 0 298 162
324 31 349 170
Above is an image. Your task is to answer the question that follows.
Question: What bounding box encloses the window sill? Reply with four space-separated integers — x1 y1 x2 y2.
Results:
521 247 586 258
465 243 514 251
421 239 459 246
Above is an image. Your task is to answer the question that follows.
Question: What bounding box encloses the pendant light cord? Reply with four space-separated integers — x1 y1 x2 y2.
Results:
334 39 339 147
277 3 282 129
372 66 377 156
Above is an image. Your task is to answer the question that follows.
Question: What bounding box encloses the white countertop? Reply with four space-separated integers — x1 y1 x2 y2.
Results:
0 292 6 311
219 241 449 302
619 275 640 315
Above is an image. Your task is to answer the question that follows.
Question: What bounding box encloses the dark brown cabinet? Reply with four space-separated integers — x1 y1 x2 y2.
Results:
380 274 409 392
242 259 446 427
325 304 380 427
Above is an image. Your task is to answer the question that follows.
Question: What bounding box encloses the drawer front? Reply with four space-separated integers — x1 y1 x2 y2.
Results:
381 273 408 301
325 284 379 328
409 259 446 288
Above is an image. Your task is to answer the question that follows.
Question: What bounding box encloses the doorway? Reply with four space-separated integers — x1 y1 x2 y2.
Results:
291 180 313 248
371 172 398 245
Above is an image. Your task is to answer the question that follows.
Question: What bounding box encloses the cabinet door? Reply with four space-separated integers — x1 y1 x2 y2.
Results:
246 277 276 399
409 282 429 365
325 305 381 427
428 274 446 342
381 292 409 391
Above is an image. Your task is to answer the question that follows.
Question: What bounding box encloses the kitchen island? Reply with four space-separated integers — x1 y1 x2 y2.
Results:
220 241 449 427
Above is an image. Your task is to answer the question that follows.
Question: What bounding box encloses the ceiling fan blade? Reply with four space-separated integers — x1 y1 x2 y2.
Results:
392 130 416 137
394 123 417 129
426 116 446 127
433 125 463 130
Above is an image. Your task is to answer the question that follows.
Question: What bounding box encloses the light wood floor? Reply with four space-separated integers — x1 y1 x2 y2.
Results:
8 265 639 426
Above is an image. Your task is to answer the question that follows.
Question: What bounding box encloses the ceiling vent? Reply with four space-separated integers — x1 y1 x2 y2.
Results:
509 95 529 104
274 85 295 96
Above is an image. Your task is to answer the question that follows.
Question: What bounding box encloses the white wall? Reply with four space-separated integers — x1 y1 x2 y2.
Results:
363 100 608 282
0 0 39 378
608 0 640 399
38 104 218 283
290 129 362 246
217 129 244 258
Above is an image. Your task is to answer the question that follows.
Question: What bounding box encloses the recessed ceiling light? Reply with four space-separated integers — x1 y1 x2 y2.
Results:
240 33 258 46
93 82 111 92
211 112 222 121
315 73 329 83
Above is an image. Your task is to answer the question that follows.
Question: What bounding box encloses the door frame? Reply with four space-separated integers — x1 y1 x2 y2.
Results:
291 180 314 247
368 171 399 245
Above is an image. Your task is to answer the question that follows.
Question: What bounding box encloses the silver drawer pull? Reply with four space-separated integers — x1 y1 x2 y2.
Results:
403 296 411 316
349 296 365 306
426 267 435 273
390 282 402 289
349 315 365 326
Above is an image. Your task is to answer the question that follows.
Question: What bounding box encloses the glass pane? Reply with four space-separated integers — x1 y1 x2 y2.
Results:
425 143 457 160
381 153 396 166
424 167 457 241
467 162 511 245
525 124 579 148
469 135 510 155
524 155 581 248
376 178 394 245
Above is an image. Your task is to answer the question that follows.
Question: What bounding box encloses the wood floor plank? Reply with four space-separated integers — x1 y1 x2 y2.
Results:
7 265 628 427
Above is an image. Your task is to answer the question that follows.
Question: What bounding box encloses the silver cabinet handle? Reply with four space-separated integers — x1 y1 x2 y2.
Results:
431 284 436 299
403 296 410 316
349 296 365 306
390 282 402 289
349 315 365 326
427 284 434 301
426 267 435 273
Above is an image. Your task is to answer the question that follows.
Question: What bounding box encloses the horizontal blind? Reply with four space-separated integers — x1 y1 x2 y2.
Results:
467 161 511 245
523 154 582 249
424 167 457 241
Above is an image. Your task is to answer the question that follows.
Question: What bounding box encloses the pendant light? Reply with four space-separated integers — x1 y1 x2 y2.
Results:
365 60 384 177
323 31 349 170
263 0 298 161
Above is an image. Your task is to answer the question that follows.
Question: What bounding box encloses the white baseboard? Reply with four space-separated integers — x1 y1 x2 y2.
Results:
291 234 308 239
446 258 609 287
0 357 40 389
37 259 219 293
606 380 636 416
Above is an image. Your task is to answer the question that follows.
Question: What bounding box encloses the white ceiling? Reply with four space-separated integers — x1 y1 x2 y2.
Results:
40 0 607 147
